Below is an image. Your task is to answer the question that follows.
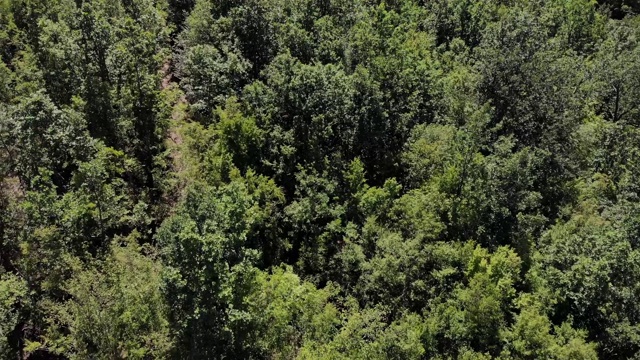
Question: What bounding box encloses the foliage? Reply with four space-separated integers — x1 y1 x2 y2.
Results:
3 0 640 358
44 242 172 359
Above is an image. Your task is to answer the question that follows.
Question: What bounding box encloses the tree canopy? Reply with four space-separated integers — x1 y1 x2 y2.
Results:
2 0 640 358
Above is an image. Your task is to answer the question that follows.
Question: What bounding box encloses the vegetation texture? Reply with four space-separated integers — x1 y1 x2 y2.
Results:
2 0 640 358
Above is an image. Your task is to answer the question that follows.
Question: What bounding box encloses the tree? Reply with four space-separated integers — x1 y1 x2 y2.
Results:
298 306 426 360
10 91 92 189
0 272 27 359
43 242 172 359
247 266 340 358
156 178 283 358
424 246 521 357
533 177 640 358
180 44 250 121
500 296 597 359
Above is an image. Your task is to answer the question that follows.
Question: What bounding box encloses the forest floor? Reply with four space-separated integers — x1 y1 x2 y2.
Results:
161 58 190 211
161 60 187 144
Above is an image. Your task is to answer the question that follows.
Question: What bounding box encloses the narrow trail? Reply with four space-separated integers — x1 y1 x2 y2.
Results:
1 176 23 205
160 58 190 209
161 61 186 146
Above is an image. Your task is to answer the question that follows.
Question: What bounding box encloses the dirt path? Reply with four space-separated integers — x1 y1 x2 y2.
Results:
160 58 190 210
161 61 172 89
161 58 188 143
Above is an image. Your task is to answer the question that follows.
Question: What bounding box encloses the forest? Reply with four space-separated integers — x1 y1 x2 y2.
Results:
2 0 640 358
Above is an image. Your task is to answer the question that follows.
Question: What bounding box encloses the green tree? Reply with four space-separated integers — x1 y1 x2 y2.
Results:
500 296 597 359
533 176 640 358
180 44 250 121
157 177 283 358
0 272 27 359
44 242 172 359
247 266 340 358
10 91 92 188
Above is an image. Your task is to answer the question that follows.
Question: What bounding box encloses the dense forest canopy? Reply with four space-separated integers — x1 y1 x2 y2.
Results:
2 0 640 358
